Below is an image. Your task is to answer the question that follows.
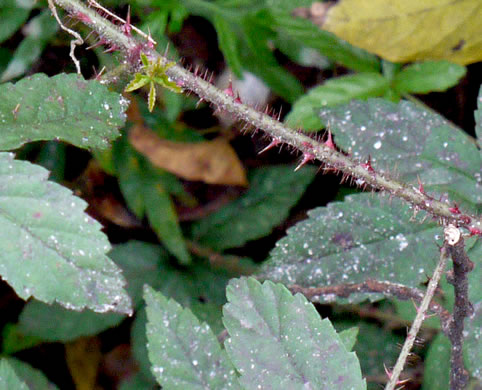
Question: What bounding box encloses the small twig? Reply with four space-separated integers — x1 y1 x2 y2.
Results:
87 0 157 45
48 0 83 73
384 227 456 390
446 233 474 390
186 240 257 275
289 279 451 331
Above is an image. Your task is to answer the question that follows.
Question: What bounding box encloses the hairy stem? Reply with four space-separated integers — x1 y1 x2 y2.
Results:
385 244 449 390
50 0 482 234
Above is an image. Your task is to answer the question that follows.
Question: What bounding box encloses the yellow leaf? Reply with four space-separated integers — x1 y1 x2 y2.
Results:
65 337 101 390
300 0 482 65
128 124 248 186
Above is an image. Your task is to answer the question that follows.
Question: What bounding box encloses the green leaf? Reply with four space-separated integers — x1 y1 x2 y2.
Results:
17 241 166 342
319 98 481 212
0 359 29 390
17 302 123 343
338 326 359 351
1 10 58 82
1 323 42 355
285 72 390 131
114 139 191 264
144 285 241 390
423 333 450 390
192 165 316 251
344 321 404 385
393 61 466 94
0 73 128 151
465 302 482 381
475 85 482 143
213 14 243 77
119 372 157 390
271 10 380 73
0 0 35 44
223 277 366 389
148 81 156 112
0 153 132 314
259 193 441 304
124 73 151 92
464 240 482 380
2 357 60 390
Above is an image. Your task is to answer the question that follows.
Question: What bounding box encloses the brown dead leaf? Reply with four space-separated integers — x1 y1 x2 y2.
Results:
129 124 248 186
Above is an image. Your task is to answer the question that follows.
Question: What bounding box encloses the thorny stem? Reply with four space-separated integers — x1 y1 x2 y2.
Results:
289 280 451 333
50 0 482 234
446 237 474 390
385 243 449 390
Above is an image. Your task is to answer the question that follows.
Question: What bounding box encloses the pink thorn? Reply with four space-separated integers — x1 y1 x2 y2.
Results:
295 153 315 171
104 44 119 53
361 156 374 173
72 11 92 24
417 176 425 194
468 227 482 236
324 130 336 150
448 204 461 214
122 6 132 36
224 82 242 103
258 139 280 154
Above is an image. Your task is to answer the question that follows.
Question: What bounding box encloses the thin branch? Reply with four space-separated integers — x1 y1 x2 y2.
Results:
48 0 83 73
384 242 450 390
87 0 157 45
289 279 451 332
446 235 474 390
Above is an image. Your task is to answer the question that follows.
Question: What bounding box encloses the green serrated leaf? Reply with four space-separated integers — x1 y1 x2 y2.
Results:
17 241 166 342
223 277 366 389
285 72 390 131
0 152 132 314
393 61 466 94
338 326 359 351
0 359 29 390
213 14 243 77
423 333 450 390
144 285 241 390
192 165 316 251
319 99 481 212
259 193 441 304
124 73 151 92
2 357 60 390
0 0 35 44
0 73 127 151
114 139 191 264
1 10 58 82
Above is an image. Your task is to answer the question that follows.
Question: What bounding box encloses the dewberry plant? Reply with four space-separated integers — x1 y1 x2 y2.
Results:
0 1 480 390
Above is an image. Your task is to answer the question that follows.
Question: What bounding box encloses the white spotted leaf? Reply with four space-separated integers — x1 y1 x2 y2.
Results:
223 277 366 390
0 152 132 314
